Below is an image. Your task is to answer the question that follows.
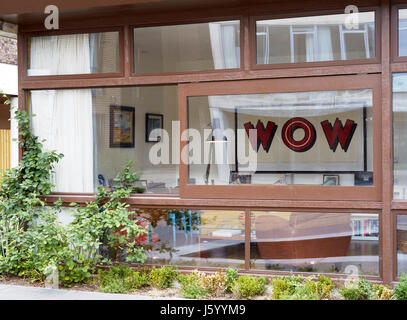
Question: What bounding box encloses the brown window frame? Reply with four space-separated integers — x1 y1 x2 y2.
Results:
391 4 407 63
22 26 125 81
179 74 382 201
130 17 245 77
250 7 381 71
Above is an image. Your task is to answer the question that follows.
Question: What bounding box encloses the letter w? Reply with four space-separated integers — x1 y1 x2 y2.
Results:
321 118 357 152
244 120 277 152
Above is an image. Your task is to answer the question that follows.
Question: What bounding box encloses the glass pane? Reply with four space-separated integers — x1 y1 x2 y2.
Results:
399 9 407 56
27 32 120 76
135 209 245 268
256 12 375 64
397 215 407 276
133 21 240 73
187 89 373 186
250 211 379 275
393 74 407 199
30 85 178 194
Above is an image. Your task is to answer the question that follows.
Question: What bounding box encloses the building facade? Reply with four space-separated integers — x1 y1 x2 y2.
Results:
1 0 406 285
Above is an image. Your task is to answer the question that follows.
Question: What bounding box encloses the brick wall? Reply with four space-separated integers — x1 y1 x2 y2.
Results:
0 36 17 65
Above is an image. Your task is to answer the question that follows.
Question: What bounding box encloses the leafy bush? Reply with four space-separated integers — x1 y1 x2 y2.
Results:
198 270 227 297
271 275 304 300
394 273 407 300
340 278 375 300
278 276 335 300
177 272 208 299
233 275 267 299
373 284 393 300
148 266 178 289
97 265 148 293
225 268 238 293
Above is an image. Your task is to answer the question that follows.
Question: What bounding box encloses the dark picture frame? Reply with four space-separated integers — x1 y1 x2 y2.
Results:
109 105 135 148
146 113 164 142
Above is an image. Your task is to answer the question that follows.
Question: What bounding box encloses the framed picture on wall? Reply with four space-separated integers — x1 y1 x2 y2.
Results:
146 113 164 142
322 174 340 186
109 105 135 148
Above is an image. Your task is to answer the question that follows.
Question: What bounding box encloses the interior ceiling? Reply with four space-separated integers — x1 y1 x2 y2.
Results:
0 0 277 25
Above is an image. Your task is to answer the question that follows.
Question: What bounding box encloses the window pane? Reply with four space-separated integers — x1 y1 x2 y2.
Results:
133 21 240 73
397 215 407 276
28 32 120 76
393 74 407 199
399 9 407 56
187 89 373 186
135 209 245 268
250 211 379 275
30 85 178 194
256 12 375 64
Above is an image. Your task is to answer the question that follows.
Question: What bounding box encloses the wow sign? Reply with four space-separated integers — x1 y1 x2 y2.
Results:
238 109 365 172
244 117 357 153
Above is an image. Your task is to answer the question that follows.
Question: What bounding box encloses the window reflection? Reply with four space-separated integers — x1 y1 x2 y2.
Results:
133 21 240 73
256 12 375 64
250 211 379 275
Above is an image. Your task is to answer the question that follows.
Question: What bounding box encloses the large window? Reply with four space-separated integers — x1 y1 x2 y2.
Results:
29 86 178 194
187 88 373 187
256 11 375 65
133 21 240 73
397 215 407 276
393 74 407 199
399 9 407 57
136 209 246 268
27 31 120 76
250 211 379 276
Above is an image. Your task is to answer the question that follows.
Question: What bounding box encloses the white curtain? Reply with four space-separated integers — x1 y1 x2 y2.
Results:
29 34 92 76
30 34 93 192
317 26 333 61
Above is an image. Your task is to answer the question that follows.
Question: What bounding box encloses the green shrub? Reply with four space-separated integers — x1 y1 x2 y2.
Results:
225 268 238 293
197 270 227 297
394 273 407 300
271 275 304 300
278 276 335 300
97 265 148 293
177 272 208 299
148 266 178 289
340 278 375 300
233 275 267 299
373 284 393 300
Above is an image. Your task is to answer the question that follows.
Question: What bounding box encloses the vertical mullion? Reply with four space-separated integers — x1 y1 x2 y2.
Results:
245 208 250 270
380 0 394 285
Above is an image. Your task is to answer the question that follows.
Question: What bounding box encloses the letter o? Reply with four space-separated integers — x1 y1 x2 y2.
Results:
281 117 316 152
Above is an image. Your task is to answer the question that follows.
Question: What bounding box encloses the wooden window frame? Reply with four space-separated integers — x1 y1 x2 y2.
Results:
21 26 125 81
179 74 382 201
129 17 245 77
250 7 381 71
391 4 407 63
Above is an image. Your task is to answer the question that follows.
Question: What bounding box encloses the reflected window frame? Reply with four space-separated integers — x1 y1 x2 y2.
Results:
251 7 380 70
394 6 407 61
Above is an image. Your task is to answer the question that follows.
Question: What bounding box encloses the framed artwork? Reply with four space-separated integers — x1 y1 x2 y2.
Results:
146 113 164 142
322 174 340 186
110 105 135 148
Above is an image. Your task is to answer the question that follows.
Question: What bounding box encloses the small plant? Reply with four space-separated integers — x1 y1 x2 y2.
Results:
225 268 238 293
373 284 393 300
148 266 178 289
97 265 149 293
339 278 375 300
279 276 335 300
394 273 407 300
177 272 208 299
198 270 227 297
233 275 267 299
271 275 304 300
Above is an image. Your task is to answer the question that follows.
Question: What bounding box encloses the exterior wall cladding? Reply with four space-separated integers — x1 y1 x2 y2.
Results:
0 36 17 65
